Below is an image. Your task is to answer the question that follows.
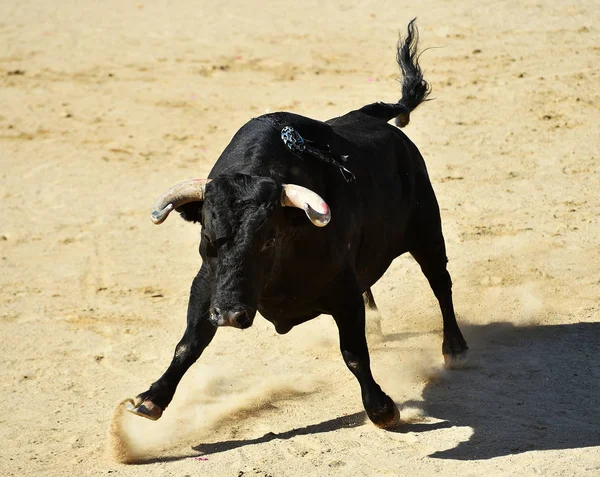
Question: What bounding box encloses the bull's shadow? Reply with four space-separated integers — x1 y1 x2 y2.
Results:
418 321 600 460
192 411 367 456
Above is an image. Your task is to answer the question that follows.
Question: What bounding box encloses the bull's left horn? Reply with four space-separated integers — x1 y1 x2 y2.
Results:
281 184 331 227
151 179 211 224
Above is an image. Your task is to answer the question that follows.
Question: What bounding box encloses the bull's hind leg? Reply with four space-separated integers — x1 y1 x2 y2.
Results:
331 272 399 428
409 241 468 366
363 289 384 343
362 289 378 311
127 265 216 420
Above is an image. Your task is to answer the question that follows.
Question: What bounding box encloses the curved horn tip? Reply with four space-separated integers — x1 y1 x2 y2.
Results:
151 204 173 225
304 204 331 227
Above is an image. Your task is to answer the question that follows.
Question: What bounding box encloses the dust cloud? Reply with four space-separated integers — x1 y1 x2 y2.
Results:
107 372 317 464
368 281 547 422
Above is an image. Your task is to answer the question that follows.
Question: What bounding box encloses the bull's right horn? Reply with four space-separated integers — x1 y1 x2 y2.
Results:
151 179 211 225
281 184 331 227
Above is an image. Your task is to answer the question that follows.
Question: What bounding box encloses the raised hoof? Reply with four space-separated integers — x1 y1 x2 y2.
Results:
373 403 401 429
124 398 163 421
444 350 469 369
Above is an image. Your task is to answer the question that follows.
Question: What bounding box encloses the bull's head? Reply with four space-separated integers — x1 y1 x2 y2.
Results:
150 174 330 329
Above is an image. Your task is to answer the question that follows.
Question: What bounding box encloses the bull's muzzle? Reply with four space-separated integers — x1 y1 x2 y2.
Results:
209 307 253 329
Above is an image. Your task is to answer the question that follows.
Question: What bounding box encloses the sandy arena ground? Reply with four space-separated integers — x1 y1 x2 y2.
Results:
1 0 599 475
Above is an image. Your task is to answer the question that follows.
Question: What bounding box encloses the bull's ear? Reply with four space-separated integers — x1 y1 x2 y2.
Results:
176 202 203 223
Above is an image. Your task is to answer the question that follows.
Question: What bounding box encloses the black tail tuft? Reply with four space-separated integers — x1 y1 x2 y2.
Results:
395 18 431 126
357 19 431 127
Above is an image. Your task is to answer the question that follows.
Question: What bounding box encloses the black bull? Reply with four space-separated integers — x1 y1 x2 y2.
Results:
127 20 468 429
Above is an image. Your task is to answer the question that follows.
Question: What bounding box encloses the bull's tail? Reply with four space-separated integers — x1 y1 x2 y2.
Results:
358 19 431 127
394 18 431 126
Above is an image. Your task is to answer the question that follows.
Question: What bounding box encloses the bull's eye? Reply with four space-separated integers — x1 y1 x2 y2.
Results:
262 238 276 251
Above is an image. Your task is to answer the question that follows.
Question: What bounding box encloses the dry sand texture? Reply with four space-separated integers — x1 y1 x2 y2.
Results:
1 0 599 475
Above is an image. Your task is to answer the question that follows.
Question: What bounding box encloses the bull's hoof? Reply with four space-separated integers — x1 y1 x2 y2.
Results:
373 403 401 429
444 350 469 369
367 394 401 429
124 398 163 421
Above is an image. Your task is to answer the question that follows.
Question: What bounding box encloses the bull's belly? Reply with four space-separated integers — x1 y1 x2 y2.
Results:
255 236 408 334
356 242 409 292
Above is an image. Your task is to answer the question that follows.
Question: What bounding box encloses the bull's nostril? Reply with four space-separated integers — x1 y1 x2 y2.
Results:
209 307 221 323
233 310 251 328
211 308 252 328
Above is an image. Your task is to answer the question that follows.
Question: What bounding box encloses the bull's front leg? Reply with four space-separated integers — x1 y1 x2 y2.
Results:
127 265 216 420
330 271 400 428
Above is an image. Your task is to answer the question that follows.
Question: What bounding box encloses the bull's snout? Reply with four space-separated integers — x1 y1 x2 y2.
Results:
209 307 253 329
